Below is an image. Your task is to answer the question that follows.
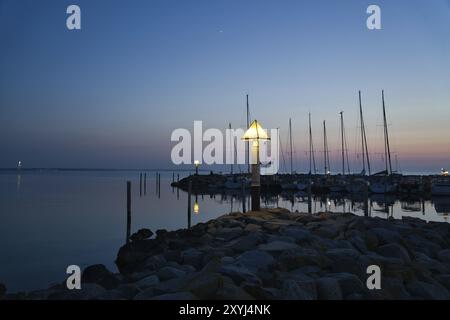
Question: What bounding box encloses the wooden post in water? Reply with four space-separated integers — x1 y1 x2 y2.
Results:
187 180 192 229
144 173 147 195
172 172 175 183
308 178 312 214
126 181 131 244
139 173 142 197
158 173 161 198
155 172 158 193
364 181 369 217
242 180 246 213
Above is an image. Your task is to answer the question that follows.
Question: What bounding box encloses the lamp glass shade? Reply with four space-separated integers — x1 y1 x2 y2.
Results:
242 120 270 141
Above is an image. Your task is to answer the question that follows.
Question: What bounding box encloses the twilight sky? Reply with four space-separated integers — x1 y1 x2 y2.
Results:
0 0 449 173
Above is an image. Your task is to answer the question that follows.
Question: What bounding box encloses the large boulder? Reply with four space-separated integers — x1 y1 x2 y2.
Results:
316 277 343 300
235 250 275 273
437 249 450 263
281 280 314 300
135 275 160 289
151 292 197 300
130 229 153 242
82 264 120 290
48 283 107 300
258 241 299 252
327 273 365 297
219 265 261 286
376 243 411 264
406 280 450 300
156 266 186 281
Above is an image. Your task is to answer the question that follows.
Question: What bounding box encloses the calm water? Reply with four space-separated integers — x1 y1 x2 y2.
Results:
1 171 449 292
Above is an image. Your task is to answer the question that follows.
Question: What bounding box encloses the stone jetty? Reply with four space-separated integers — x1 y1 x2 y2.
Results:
4 208 450 300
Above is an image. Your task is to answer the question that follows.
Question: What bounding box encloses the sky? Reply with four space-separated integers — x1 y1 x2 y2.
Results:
0 0 449 174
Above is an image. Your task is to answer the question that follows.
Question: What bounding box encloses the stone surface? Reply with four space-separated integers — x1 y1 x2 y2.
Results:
157 266 186 281
135 275 160 289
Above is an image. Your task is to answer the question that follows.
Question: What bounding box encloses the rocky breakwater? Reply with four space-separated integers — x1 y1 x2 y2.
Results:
8 208 450 300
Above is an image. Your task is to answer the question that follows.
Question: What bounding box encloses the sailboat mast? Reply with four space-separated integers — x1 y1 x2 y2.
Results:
289 118 293 174
309 113 312 175
340 111 345 175
359 91 366 174
359 91 371 175
382 90 393 175
309 113 317 174
246 94 250 174
323 120 330 175
229 123 233 174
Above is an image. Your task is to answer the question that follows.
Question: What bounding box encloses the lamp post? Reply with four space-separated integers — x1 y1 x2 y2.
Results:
243 120 270 211
194 195 199 214
194 160 200 175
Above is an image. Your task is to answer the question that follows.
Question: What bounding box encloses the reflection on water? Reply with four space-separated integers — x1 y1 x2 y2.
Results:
0 170 449 292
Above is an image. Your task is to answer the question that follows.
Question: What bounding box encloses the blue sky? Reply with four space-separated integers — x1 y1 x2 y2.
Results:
0 0 449 173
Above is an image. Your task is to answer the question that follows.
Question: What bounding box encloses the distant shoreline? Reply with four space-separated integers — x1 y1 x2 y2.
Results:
0 168 441 177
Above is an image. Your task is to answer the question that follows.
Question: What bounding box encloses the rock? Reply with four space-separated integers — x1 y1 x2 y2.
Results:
348 235 369 254
116 284 141 299
179 272 226 299
278 248 332 271
48 283 107 300
81 264 120 290
0 283 6 298
326 248 360 260
371 228 402 245
281 280 314 300
215 227 243 241
245 224 262 232
116 239 160 274
219 265 261 286
280 226 316 243
181 248 204 269
316 277 343 300
135 275 160 289
435 275 450 291
97 289 127 300
214 278 255 300
151 292 198 300
241 283 280 299
414 252 449 274
144 254 167 271
376 243 411 264
327 273 365 297
229 233 264 252
437 249 450 263
157 266 186 281
221 256 235 265
406 280 450 299
259 241 299 252
130 228 154 242
314 225 340 239
235 250 275 272
364 231 379 250
380 277 411 300
27 288 63 300
133 287 156 300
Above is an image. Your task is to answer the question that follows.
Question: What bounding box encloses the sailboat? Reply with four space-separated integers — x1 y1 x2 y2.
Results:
369 90 398 194
297 113 316 191
346 91 370 194
330 111 350 193
281 118 298 190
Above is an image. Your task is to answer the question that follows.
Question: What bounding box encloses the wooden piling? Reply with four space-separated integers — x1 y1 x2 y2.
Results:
144 173 147 195
187 180 192 229
140 173 142 196
126 181 131 244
